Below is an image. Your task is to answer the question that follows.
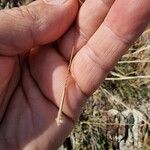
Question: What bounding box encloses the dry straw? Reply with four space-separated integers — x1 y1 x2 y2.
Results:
56 46 75 126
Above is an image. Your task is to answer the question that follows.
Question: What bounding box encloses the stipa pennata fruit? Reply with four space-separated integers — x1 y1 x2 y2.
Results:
55 46 75 126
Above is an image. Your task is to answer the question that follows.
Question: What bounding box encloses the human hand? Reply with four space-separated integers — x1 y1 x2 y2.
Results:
0 0 149 149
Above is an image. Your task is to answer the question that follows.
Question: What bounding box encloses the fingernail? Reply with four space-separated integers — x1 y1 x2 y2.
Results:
43 0 67 5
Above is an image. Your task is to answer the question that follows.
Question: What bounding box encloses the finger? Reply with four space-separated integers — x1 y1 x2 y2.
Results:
29 46 86 121
59 0 115 60
71 0 150 95
0 0 78 55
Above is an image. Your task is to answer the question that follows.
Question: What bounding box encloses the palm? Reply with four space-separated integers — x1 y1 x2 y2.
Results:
0 48 72 149
0 18 88 148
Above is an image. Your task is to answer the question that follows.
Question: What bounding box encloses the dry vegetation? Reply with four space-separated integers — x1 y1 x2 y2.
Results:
67 29 150 150
0 0 150 149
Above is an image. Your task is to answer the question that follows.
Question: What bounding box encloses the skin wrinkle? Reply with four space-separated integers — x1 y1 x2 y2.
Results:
68 62 87 121
0 8 35 54
34 2 77 44
84 43 110 73
71 55 94 97
0 85 14 122
0 86 12 124
15 89 23 149
0 91 5 109
0 57 19 122
21 6 38 21
0 80 10 95
15 7 27 18
71 71 89 98
19 73 41 148
0 66 20 147
20 80 38 149
21 74 33 115
0 10 18 19
0 59 20 140
18 6 37 47
20 88 35 149
10 89 24 148
0 96 17 144
103 22 131 44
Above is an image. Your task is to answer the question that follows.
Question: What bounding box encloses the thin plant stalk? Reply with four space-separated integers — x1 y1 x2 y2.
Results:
56 46 75 126
105 75 150 81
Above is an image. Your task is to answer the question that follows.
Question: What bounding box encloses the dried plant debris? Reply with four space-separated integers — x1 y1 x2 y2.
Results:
68 30 150 150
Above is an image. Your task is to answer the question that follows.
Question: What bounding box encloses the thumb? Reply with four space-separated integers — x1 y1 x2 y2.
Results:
0 0 78 55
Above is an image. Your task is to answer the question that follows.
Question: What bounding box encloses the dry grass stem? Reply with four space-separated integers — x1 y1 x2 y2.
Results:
106 75 150 81
123 45 150 57
118 60 150 64
56 46 75 126
81 121 147 127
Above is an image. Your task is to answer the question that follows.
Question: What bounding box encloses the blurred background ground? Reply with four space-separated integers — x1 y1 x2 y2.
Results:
0 0 150 149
